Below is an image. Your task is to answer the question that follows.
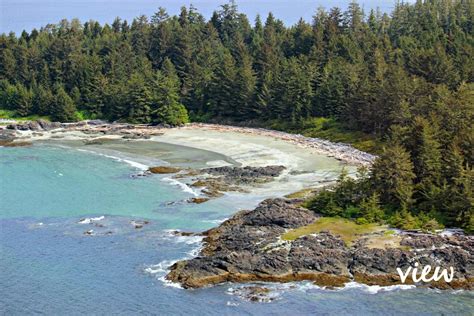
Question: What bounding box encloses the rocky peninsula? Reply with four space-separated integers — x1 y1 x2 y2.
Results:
166 198 473 290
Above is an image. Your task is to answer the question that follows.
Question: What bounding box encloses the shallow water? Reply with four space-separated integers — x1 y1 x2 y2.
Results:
1 142 473 315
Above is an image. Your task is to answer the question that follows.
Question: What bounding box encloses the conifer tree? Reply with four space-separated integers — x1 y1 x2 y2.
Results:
13 83 33 116
371 144 416 208
151 59 189 125
127 74 152 123
51 85 76 122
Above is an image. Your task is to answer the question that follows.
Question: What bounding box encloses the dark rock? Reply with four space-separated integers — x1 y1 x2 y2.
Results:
240 198 317 228
6 120 61 131
131 220 150 229
40 120 61 130
86 119 107 125
171 230 196 237
27 121 41 131
166 198 474 290
202 165 286 184
0 129 17 142
122 134 151 140
130 171 152 179
228 286 278 303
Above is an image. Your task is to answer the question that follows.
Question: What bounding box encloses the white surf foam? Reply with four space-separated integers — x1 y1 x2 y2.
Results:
201 218 228 225
78 216 105 224
161 177 199 196
340 282 416 294
144 230 205 288
144 260 183 288
206 160 233 167
76 148 149 171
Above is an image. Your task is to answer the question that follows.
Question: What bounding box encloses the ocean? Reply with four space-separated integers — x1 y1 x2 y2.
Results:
0 141 473 315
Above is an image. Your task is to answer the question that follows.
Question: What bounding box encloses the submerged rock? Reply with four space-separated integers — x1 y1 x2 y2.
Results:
131 220 150 229
188 197 210 204
166 198 474 290
228 286 279 303
170 230 196 237
149 166 182 174
0 140 32 147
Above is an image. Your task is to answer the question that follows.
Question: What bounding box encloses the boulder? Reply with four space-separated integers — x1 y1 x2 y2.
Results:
148 166 182 174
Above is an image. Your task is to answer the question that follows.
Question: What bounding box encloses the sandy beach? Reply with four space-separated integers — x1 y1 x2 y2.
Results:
5 121 372 196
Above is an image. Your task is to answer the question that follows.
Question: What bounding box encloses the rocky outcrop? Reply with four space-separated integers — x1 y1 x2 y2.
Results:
202 165 286 184
0 128 32 147
6 119 62 131
167 198 474 290
149 166 182 174
186 165 286 198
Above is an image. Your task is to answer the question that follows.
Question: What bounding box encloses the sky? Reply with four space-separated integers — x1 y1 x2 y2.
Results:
1 0 402 34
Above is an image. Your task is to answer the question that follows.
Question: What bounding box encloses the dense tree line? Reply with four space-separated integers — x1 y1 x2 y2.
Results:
0 0 472 230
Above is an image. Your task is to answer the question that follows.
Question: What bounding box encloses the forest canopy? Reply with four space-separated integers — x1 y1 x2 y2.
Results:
0 0 473 230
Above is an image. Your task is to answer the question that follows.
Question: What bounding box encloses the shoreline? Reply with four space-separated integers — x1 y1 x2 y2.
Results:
183 123 376 166
2 119 362 199
5 120 472 291
2 120 376 166
166 198 474 291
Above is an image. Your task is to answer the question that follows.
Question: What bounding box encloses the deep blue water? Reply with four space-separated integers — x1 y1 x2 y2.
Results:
1 0 404 34
1 143 473 315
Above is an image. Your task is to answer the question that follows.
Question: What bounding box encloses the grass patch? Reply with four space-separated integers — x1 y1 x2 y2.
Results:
364 234 409 250
0 109 50 122
268 117 382 154
384 230 396 236
284 188 317 199
281 217 383 245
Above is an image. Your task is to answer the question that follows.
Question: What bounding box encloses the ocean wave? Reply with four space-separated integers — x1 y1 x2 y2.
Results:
144 260 183 288
339 282 416 294
161 177 199 196
201 218 228 225
76 148 149 170
78 216 105 224
144 230 205 288
162 230 204 245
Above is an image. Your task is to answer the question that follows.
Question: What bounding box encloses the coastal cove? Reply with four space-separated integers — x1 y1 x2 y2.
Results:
1 122 473 314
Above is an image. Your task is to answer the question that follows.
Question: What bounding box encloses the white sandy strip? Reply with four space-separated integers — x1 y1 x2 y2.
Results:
152 124 356 195
182 123 376 166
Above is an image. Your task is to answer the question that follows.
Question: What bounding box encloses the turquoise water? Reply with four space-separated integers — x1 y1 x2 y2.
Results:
1 143 473 315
